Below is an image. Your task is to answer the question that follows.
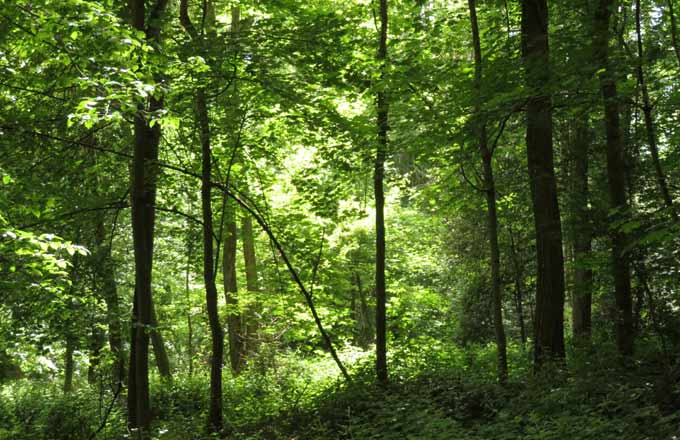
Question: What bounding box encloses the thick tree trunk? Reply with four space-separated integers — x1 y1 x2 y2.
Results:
593 0 634 357
375 0 389 386
635 0 676 219
568 122 593 341
521 0 566 366
468 0 508 384
126 0 169 434
242 214 260 356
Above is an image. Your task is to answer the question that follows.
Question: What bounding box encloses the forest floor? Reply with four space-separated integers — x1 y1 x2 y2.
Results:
2 342 680 439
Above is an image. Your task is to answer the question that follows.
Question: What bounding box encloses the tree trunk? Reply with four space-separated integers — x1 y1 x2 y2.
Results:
179 1 224 428
375 0 389 386
635 0 676 219
94 221 124 385
468 0 508 384
223 214 243 374
668 0 680 66
593 0 634 357
88 326 105 384
63 335 75 393
353 272 373 349
198 87 224 434
242 214 260 356
568 122 593 341
509 229 527 346
126 0 168 434
149 299 171 379
521 0 566 366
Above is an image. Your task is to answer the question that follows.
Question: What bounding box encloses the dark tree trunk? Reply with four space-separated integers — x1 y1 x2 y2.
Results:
668 0 680 66
593 0 634 357
635 0 676 219
63 335 75 393
520 0 566 366
198 88 224 434
468 0 508 384
375 0 389 386
127 0 169 432
568 122 593 341
179 6 224 430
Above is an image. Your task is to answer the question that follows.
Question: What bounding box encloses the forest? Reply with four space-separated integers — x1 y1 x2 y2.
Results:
1 0 680 438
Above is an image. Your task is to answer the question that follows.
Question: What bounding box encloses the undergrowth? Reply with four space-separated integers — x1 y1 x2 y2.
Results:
1 340 679 439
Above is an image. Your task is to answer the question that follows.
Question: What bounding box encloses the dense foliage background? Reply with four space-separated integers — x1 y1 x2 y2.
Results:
1 0 680 438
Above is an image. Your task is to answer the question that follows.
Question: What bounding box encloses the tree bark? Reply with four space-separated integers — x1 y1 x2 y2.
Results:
567 121 593 342
635 0 676 219
593 0 634 357
375 0 389 386
468 0 508 384
127 0 168 435
521 0 566 366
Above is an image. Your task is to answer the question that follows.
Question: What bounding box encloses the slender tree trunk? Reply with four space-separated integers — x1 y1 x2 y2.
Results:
64 335 75 393
568 122 593 341
127 291 138 428
635 0 676 218
179 2 223 429
468 0 508 384
94 222 124 385
198 87 224 434
375 0 389 386
242 214 260 356
521 0 566 367
223 214 243 374
88 326 105 384
149 299 171 379
593 0 634 357
185 232 194 378
353 272 373 348
668 0 680 66
509 229 527 346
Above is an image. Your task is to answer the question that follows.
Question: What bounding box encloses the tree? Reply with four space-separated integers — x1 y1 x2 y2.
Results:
592 0 634 357
375 0 389 385
126 0 169 435
467 0 508 383
520 0 566 366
